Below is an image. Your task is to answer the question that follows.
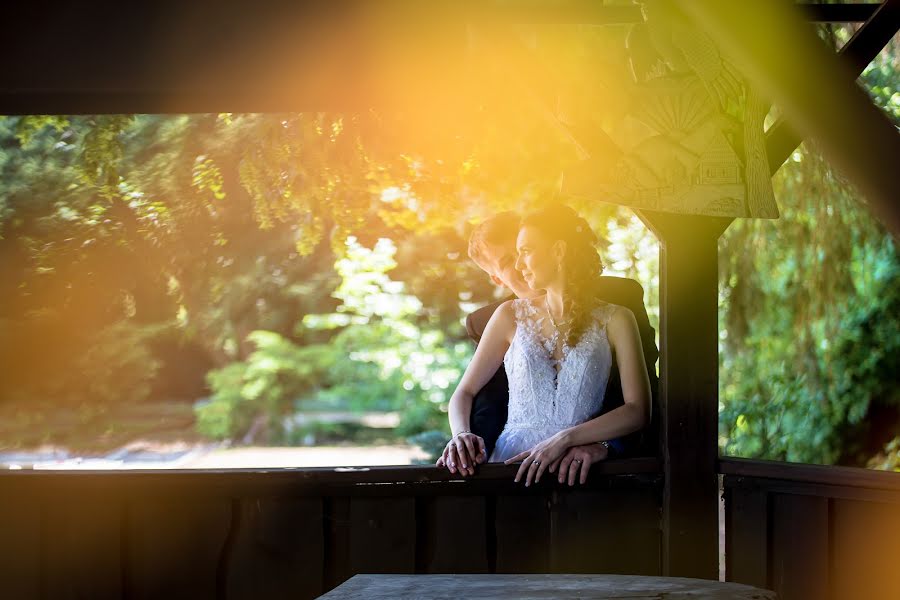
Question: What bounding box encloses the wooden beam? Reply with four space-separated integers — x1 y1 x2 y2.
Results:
0 1 887 115
677 0 900 237
636 211 730 580
0 458 662 497
392 2 883 25
719 457 900 491
0 1 485 115
799 2 886 23
767 0 900 173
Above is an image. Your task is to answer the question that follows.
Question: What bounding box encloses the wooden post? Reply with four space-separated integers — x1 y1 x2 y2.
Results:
637 211 731 580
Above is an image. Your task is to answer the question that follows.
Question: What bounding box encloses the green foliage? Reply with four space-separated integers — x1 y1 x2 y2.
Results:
192 156 226 201
78 115 135 195
14 116 70 146
13 319 169 409
719 155 899 464
196 363 252 440
2 24 895 468
197 237 466 445
717 32 899 467
197 330 339 440
868 437 900 472
832 252 900 407
76 320 169 406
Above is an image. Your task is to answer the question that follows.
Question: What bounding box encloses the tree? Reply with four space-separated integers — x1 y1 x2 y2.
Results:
717 27 899 467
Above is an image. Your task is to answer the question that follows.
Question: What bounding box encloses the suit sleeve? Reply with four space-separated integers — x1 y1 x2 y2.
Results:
465 299 508 346
465 312 481 344
621 280 659 373
464 299 512 457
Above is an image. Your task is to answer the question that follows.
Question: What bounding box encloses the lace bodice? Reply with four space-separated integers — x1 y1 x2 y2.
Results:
489 297 617 462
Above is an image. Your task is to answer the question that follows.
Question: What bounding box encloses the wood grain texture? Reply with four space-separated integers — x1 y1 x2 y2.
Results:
0 458 661 494
769 493 829 600
324 496 352 591
766 0 900 172
349 496 416 574
44 494 123 600
319 573 776 599
0 497 41 599
638 212 727 580
494 494 550 573
831 498 900 600
724 487 768 590
0 467 662 599
720 456 900 491
225 498 324 600
0 1 878 114
422 496 489 573
126 497 232 600
550 489 660 575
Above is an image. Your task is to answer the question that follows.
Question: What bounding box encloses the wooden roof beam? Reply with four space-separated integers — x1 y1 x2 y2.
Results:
676 0 900 236
397 2 885 25
0 1 889 115
766 0 900 173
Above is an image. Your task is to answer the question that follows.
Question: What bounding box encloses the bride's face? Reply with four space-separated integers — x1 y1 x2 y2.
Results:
515 225 564 291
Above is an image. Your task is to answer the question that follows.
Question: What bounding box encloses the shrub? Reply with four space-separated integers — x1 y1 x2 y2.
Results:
196 330 337 440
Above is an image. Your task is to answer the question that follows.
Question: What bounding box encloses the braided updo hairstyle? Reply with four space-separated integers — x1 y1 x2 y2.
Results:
520 205 605 348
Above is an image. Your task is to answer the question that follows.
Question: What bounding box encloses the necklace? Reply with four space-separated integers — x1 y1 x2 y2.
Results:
544 295 567 330
542 296 566 404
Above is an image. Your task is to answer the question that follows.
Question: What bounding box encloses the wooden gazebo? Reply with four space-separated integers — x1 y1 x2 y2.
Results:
1 2 898 599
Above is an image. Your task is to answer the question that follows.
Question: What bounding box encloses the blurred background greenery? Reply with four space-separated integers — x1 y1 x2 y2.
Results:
718 24 899 471
0 23 896 469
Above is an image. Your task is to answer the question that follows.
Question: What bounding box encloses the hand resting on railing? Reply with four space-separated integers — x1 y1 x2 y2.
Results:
437 436 610 486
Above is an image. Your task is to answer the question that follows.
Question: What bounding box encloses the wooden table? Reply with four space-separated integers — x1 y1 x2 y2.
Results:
318 574 777 599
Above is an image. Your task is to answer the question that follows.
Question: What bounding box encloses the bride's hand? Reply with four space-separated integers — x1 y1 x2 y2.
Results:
551 443 609 486
437 432 486 477
504 431 571 486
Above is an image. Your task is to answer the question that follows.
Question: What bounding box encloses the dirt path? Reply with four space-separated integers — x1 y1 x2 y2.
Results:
183 445 429 468
1 443 429 470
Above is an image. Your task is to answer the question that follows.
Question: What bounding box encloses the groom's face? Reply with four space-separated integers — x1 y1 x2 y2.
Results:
479 238 537 299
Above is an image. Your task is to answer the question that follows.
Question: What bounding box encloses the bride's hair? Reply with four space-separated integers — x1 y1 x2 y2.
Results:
520 205 605 347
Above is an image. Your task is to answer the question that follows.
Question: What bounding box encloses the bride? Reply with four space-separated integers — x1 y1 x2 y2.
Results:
439 205 651 486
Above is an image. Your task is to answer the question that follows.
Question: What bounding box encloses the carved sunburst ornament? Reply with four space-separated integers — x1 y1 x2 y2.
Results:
561 1 779 219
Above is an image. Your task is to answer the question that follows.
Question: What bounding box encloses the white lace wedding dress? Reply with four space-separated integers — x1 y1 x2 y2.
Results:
489 297 617 462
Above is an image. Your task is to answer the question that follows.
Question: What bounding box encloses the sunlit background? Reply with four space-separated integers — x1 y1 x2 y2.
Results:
0 18 896 471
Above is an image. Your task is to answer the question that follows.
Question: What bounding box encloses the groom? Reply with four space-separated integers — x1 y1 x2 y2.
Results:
461 211 659 482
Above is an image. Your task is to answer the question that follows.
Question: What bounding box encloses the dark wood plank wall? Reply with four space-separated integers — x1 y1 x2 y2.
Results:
0 459 661 600
227 497 325 599
722 457 900 600
0 496 41 599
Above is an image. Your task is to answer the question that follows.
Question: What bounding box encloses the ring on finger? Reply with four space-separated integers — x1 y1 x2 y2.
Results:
573 458 582 463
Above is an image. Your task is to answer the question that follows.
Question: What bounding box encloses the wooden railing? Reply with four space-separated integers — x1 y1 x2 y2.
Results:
9 451 900 599
721 457 900 600
0 457 661 600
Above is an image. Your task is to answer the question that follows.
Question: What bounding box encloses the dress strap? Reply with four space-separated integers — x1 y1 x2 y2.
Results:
592 302 619 331
512 298 542 330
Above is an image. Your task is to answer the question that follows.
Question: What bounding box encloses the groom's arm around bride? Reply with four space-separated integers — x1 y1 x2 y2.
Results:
466 275 659 461
437 211 659 483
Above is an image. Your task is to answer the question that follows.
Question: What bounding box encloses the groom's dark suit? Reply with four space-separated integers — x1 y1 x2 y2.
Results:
465 276 659 458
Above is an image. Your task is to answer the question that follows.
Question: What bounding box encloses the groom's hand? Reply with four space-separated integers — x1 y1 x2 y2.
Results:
437 433 486 477
505 431 571 487
550 443 609 486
